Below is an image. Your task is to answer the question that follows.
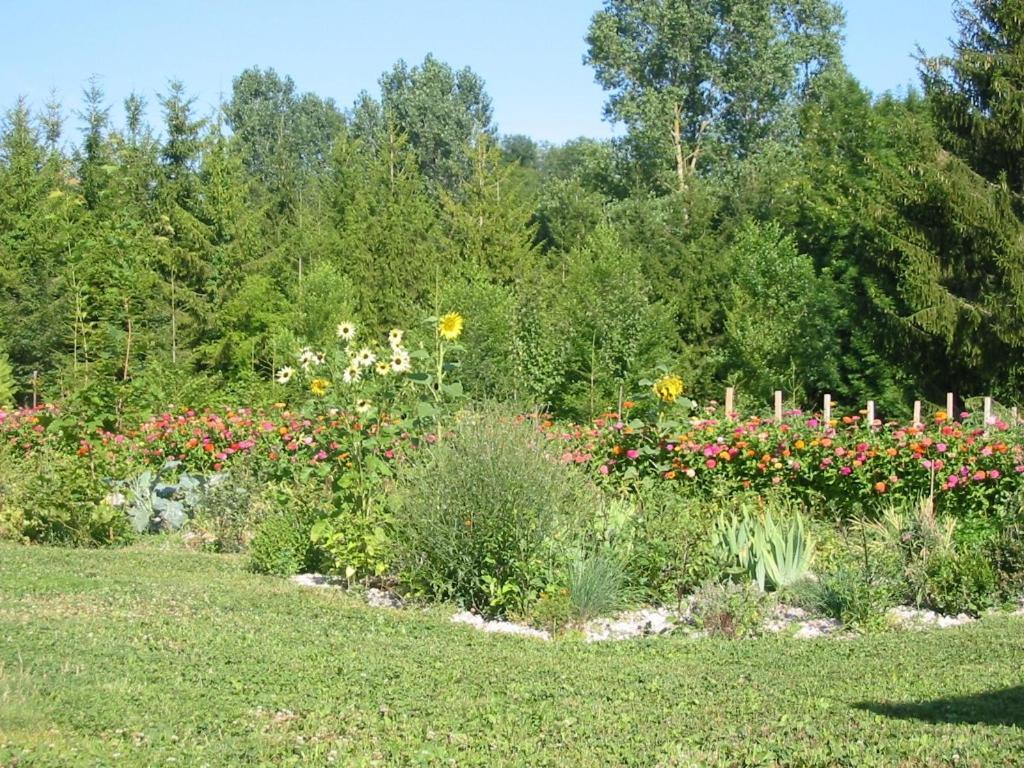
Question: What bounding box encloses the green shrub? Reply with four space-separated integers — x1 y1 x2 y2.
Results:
622 486 717 605
817 569 897 633
12 448 134 547
391 405 596 617
189 468 262 553
986 523 1024 603
528 588 575 635
691 581 773 639
248 480 331 576
712 497 814 591
917 548 998 616
567 549 635 622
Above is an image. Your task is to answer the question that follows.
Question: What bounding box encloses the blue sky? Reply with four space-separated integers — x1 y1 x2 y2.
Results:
1 0 958 144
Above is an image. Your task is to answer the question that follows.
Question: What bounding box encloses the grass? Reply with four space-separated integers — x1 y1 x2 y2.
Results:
1 542 1023 766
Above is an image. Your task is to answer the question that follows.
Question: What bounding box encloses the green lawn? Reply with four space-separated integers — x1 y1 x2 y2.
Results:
1 543 1022 767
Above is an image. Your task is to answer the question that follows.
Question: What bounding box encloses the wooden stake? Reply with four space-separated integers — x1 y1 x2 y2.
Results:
984 396 993 426
823 393 832 425
725 387 734 420
913 400 922 428
1012 406 1019 425
867 400 875 428
774 390 783 424
946 392 954 420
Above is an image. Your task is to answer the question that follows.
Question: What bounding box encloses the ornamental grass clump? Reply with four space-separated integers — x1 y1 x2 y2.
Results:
391 405 596 617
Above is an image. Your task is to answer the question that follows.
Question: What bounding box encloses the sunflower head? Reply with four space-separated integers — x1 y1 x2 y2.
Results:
438 312 464 341
653 373 684 404
310 378 331 397
336 322 356 342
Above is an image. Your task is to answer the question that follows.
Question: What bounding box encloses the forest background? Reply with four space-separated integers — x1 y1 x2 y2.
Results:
1 0 1023 426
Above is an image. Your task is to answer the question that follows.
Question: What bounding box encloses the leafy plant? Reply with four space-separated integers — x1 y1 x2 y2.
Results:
567 549 634 622
15 447 134 547
713 505 814 591
817 568 896 633
248 480 331 576
390 404 596 617
116 460 213 533
690 581 773 639
916 548 998 617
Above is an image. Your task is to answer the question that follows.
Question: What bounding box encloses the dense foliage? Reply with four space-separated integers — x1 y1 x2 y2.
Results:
1 0 1024 422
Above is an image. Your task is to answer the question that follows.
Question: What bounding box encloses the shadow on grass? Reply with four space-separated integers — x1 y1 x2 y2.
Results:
856 686 1024 727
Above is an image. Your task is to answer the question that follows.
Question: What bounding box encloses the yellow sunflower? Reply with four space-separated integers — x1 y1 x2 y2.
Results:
438 312 464 341
310 378 331 397
653 373 684 404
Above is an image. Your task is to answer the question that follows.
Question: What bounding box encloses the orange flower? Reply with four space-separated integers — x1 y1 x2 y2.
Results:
886 447 898 457
874 481 887 493
794 439 806 450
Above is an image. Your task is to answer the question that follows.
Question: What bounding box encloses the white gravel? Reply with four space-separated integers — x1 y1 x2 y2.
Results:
292 573 347 589
886 606 975 629
450 611 551 640
583 608 678 642
291 574 1018 641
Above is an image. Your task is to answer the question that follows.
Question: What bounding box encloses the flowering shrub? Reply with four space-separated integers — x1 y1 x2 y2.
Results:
543 409 1024 519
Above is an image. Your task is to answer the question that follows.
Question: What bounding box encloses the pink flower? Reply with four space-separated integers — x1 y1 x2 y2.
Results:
627 449 639 460
946 474 959 489
936 443 948 453
988 469 1001 479
599 464 610 476
706 459 717 469
840 466 852 476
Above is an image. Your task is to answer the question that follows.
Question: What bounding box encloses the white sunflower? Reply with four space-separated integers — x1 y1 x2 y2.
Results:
342 365 362 385
390 348 412 374
354 347 376 368
336 321 356 342
388 328 404 349
275 366 295 384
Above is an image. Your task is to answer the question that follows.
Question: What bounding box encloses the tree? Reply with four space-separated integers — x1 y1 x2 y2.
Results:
225 67 343 205
720 221 842 403
585 0 843 192
440 133 538 282
920 0 1024 200
358 55 495 194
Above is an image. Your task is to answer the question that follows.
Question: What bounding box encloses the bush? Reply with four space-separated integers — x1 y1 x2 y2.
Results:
622 487 717 605
189 468 263 553
248 480 331 576
567 549 635 622
9 447 133 547
817 569 897 633
691 581 773 639
986 522 1024 603
917 548 998 616
391 405 596 617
